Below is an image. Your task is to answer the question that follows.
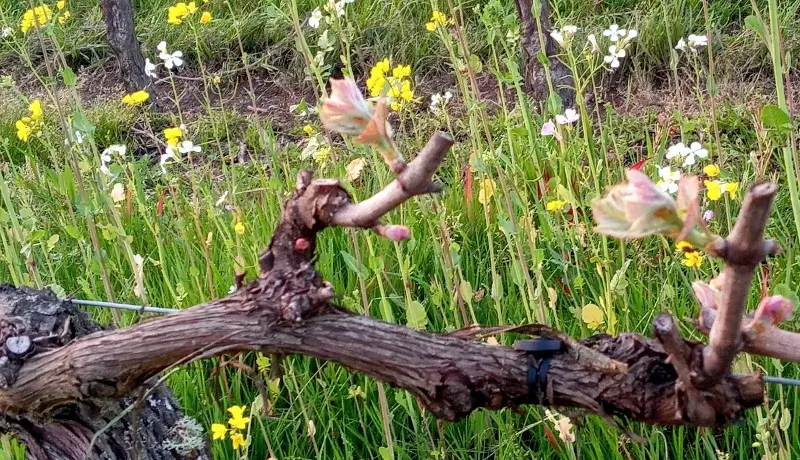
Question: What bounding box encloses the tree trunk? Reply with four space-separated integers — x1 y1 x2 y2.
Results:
0 285 209 460
515 0 575 108
101 0 150 92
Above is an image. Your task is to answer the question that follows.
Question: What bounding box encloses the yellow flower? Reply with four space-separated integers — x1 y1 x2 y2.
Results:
57 0 66 10
57 10 71 24
704 180 722 201
230 432 246 450
724 182 739 199
212 75 221 84
375 58 390 74
675 240 693 252
186 1 198 13
581 304 604 329
200 11 212 23
546 200 566 211
392 65 411 80
703 164 720 177
682 251 703 268
168 2 195 25
426 10 448 31
211 423 227 440
20 5 53 33
163 126 183 146
227 405 250 429
312 145 330 165
234 220 245 235
478 178 496 205
122 90 149 105
303 125 314 136
15 119 33 142
29 100 43 121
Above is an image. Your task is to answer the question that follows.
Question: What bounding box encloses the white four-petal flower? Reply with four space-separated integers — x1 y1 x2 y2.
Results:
602 24 626 42
603 45 626 68
157 41 183 69
555 108 579 125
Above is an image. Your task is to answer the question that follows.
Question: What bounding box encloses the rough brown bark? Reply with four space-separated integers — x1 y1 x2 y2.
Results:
514 0 575 107
101 0 150 92
0 286 209 460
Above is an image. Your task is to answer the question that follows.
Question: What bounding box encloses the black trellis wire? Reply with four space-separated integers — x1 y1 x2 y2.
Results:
70 299 800 387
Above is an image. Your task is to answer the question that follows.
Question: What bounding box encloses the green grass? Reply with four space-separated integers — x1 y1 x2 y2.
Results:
0 0 799 459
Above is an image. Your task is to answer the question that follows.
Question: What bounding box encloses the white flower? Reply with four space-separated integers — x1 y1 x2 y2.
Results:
687 34 708 49
74 130 84 144
157 41 183 69
603 45 626 69
626 29 638 40
555 108 579 125
665 142 689 160
178 140 201 155
1 27 12 38
429 91 453 114
562 25 578 36
110 183 125 203
145 58 157 78
160 147 177 175
602 24 626 42
587 34 600 53
675 38 687 51
550 29 565 47
682 142 708 166
656 166 681 194
309 8 322 28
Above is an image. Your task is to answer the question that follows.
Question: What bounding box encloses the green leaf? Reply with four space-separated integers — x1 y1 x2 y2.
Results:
61 66 77 86
47 283 66 299
46 234 59 251
65 225 81 240
761 105 791 130
340 250 369 279
610 259 632 296
780 407 791 431
744 15 768 46
468 54 483 74
378 447 394 460
459 280 473 304
406 300 428 330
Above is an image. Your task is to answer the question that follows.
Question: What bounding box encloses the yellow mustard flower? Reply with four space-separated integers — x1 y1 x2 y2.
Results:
15 120 33 142
227 405 250 429
581 304 604 329
211 423 227 440
675 240 693 252
425 10 448 32
392 64 411 80
703 164 720 177
122 90 149 105
200 11 212 23
546 200 566 211
163 126 182 146
704 180 739 201
57 0 66 10
230 432 246 450
682 251 703 268
478 178 495 205
21 5 53 33
168 1 196 25
57 10 71 24
29 99 43 121
723 182 739 199
234 220 245 235
303 124 314 136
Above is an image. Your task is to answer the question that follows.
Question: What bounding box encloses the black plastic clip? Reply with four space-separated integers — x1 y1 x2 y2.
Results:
513 338 565 405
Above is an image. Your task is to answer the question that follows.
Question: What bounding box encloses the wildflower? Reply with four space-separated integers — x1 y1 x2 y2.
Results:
587 34 600 53
200 11 212 23
555 108 579 125
429 91 452 114
681 250 703 268
703 164 720 177
29 100 43 120
602 24 626 42
546 200 566 211
234 220 245 235
591 169 684 239
122 90 150 105
178 140 201 155
704 180 739 201
144 58 157 78
682 142 708 166
15 99 44 142
541 119 557 136
168 1 197 25
16 120 33 142
550 29 565 47
58 11 71 24
160 147 177 174
230 432 246 450
562 25 578 36
57 0 65 10
211 423 227 440
213 75 221 84
675 38 687 51
425 10 448 32
478 178 496 205
603 45 626 69
309 8 322 28
347 385 366 399
623 29 638 41
227 406 250 430
157 41 183 69
110 183 126 203
666 142 689 160
163 126 183 146
303 125 314 136
687 34 708 49
702 209 714 222
392 64 411 80
581 304 604 329
20 5 53 33
1 27 12 38
104 144 127 158
656 166 681 194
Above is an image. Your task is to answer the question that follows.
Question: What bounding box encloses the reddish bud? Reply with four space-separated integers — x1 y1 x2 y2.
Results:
295 238 310 250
